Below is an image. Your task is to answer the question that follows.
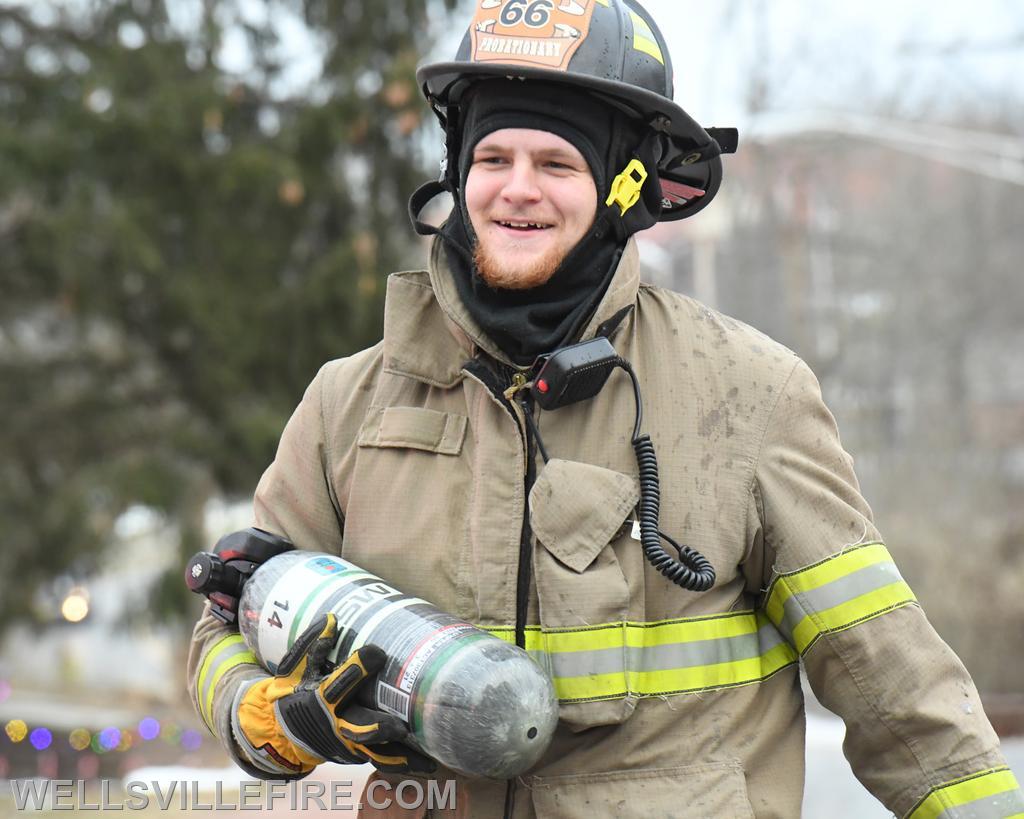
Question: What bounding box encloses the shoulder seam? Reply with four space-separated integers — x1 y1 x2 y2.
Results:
317 363 344 529
746 357 804 503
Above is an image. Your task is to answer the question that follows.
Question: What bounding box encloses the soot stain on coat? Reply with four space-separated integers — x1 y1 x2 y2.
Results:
699 405 723 437
699 400 734 439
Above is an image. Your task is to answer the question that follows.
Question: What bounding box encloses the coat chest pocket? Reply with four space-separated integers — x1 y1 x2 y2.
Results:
529 762 755 819
528 458 640 731
346 406 471 617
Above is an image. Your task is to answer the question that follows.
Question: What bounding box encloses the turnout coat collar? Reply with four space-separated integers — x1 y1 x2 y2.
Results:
382 236 642 383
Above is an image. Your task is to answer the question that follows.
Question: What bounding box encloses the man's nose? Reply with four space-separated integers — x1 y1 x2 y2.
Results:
500 159 542 204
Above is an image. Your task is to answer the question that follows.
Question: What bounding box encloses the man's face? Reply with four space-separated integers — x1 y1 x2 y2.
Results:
465 128 598 290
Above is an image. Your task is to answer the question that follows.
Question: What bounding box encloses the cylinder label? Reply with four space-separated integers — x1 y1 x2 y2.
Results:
376 681 411 720
396 623 478 694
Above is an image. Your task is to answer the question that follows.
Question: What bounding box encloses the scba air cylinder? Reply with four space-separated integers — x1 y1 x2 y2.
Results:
236 550 559 780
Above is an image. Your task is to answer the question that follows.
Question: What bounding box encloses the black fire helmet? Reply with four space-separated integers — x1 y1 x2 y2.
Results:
417 0 738 221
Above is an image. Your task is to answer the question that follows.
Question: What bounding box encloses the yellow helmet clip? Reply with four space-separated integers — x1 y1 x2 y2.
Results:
605 159 649 216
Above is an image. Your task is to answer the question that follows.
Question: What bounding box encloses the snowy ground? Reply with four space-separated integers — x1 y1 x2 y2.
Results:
130 718 1022 817
3 712 1021 815
804 711 1024 817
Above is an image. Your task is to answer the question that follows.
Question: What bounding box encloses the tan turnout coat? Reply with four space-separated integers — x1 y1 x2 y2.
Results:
188 238 1019 818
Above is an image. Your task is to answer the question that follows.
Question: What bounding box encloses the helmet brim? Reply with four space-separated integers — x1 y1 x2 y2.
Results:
418 60 713 150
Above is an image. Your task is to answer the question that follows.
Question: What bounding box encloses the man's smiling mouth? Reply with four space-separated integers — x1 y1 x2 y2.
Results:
495 220 553 231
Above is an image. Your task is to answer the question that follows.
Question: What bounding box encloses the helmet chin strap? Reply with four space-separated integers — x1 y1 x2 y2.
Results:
408 179 449 239
407 179 475 269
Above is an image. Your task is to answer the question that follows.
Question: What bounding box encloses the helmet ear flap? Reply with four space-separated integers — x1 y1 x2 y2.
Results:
435 99 464 193
433 77 479 193
645 123 737 221
443 117 461 191
656 155 723 222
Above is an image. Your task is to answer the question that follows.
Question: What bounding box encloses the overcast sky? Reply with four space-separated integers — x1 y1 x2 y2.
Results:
639 0 1023 128
8 0 1020 131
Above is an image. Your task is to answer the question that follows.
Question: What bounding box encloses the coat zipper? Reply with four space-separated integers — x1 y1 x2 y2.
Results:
513 389 537 649
506 387 537 819
503 371 530 405
462 358 537 819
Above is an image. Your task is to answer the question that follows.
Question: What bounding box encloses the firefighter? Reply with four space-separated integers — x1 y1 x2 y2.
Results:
188 1 1022 816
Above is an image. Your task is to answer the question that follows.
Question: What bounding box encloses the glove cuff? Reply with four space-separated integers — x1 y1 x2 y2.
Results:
233 679 320 776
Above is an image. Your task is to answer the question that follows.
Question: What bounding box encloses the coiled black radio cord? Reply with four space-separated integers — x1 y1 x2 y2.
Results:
523 356 715 592
618 359 715 592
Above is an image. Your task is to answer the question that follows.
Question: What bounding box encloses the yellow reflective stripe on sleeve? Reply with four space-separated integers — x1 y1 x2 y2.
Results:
776 543 895 595
629 11 664 64
196 634 258 732
906 767 1024 819
482 611 797 703
764 542 918 655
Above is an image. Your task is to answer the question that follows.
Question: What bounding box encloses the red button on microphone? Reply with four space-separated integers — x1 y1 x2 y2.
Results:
537 379 549 394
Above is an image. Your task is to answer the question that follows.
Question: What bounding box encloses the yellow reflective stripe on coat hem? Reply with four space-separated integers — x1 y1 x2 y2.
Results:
481 611 797 703
551 641 797 703
905 767 1024 819
765 542 918 655
197 634 258 732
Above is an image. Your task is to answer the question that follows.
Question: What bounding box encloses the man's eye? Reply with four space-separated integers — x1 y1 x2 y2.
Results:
476 156 506 165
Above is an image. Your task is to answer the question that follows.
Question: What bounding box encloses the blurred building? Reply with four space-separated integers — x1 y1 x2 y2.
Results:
639 114 1024 692
3 501 249 699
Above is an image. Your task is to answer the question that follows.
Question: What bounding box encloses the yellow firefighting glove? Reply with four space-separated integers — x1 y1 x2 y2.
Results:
232 613 435 777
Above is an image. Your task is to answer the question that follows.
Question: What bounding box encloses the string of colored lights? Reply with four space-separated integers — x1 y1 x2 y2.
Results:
0 678 204 773
2 717 203 753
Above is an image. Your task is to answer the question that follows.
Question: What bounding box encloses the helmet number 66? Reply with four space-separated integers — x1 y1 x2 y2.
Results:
500 0 554 28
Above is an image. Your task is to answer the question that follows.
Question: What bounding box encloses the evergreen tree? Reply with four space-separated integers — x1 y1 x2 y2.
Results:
0 0 458 628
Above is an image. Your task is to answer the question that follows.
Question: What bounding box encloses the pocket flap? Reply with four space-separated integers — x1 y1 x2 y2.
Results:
529 459 639 573
358 406 468 455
